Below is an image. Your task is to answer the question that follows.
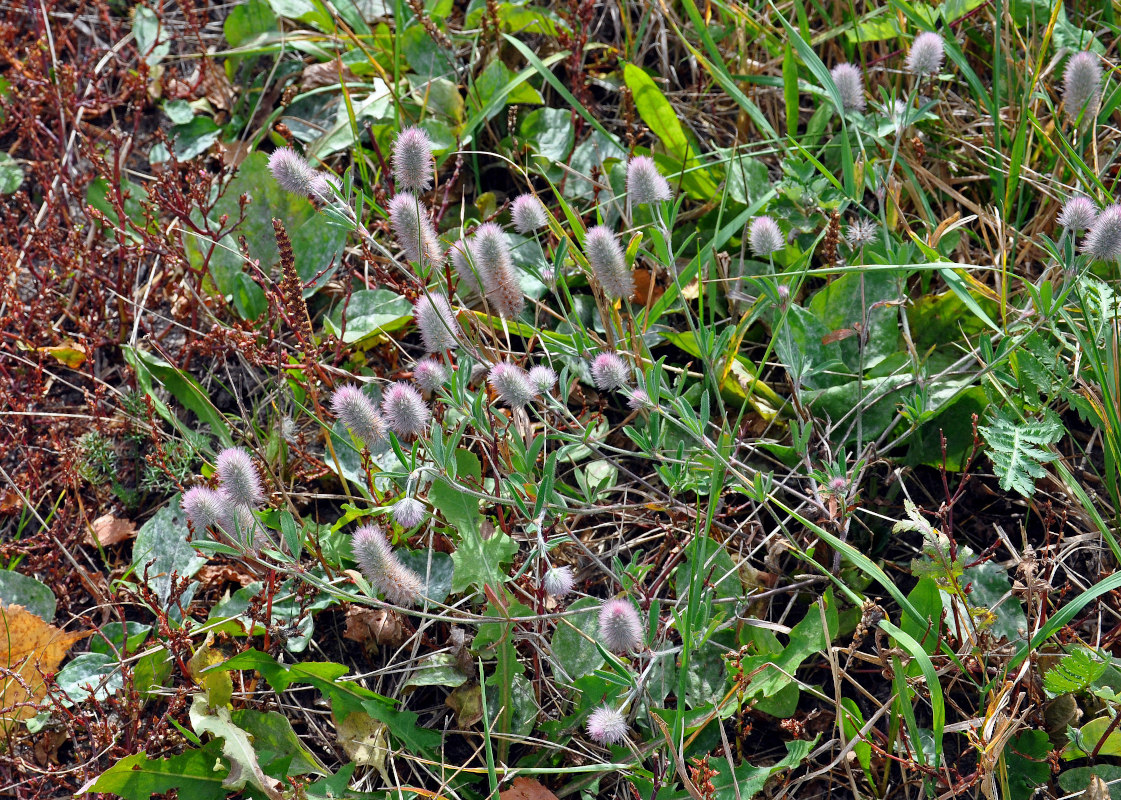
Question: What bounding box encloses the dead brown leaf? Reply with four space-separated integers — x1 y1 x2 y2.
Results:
87 513 136 547
196 564 257 590
445 682 483 728
301 59 357 91
344 606 406 648
1 605 91 732
500 778 560 800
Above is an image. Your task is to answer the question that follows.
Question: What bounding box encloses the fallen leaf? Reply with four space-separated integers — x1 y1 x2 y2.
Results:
33 728 68 766
334 709 390 783
88 513 136 547
344 606 406 648
445 682 483 728
0 490 21 515
631 268 664 307
40 343 86 369
301 59 357 91
0 605 91 731
195 564 257 590
500 777 560 800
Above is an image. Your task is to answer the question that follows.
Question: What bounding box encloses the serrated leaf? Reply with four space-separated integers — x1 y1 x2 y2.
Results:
189 694 284 798
1045 649 1108 696
78 739 228 799
450 528 518 595
979 408 1063 497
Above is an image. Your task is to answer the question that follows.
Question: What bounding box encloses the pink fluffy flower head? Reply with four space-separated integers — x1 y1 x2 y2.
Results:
510 194 548 234
543 565 575 598
528 365 557 395
182 486 225 532
626 155 672 205
268 147 315 197
1059 196 1098 232
351 524 423 606
749 216 783 257
905 31 944 77
413 358 450 393
598 597 643 652
388 192 442 267
392 497 427 529
586 706 627 745
1083 204 1121 262
392 126 434 193
590 352 630 392
381 382 430 439
448 239 481 297
309 172 340 202
584 225 634 300
488 362 536 409
215 447 265 508
1063 51 1102 119
830 63 865 112
414 293 461 353
331 385 387 449
473 222 524 318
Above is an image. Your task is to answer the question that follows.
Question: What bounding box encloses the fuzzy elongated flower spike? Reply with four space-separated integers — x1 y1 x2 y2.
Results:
591 353 630 392
392 126 434 193
268 147 315 197
626 156 672 205
216 447 266 508
414 293 461 353
543 565 575 598
598 598 643 652
392 497 427 529
473 222 524 318
1064 51 1102 119
584 225 634 300
586 706 628 745
182 486 225 532
309 172 340 202
748 216 783 256
388 193 443 266
528 365 557 395
488 362 536 409
1083 204 1121 262
905 31 944 77
510 194 549 233
448 239 481 297
413 358 450 393
331 385 387 449
830 63 866 112
381 382 431 439
1058 196 1098 232
351 524 423 606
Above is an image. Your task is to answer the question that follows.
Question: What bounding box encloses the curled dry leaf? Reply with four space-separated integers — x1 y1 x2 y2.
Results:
88 513 136 547
344 606 406 648
0 605 91 732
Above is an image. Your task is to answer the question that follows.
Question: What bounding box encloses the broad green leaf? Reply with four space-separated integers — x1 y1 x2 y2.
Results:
396 549 454 604
232 709 331 777
78 740 228 799
167 116 221 161
123 346 234 446
130 496 205 611
450 526 517 595
55 653 122 705
1059 765 1121 800
1065 714 1121 759
549 597 604 683
266 0 334 31
0 571 55 620
131 5 169 67
624 64 690 161
189 694 282 797
431 449 483 536
223 0 276 46
0 152 23 194
324 289 413 344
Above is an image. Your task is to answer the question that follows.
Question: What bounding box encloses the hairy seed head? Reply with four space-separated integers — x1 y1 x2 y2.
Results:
1064 51 1102 119
448 239 482 297
392 497 427 529
906 31 944 77
748 216 783 257
830 63 866 112
392 126 434 192
510 194 549 233
1083 204 1121 262
351 524 423 606
590 353 630 392
586 706 628 745
626 156 672 205
331 385 386 449
598 598 643 652
528 365 557 395
473 222 524 318
215 447 265 508
268 147 315 196
381 382 431 439
414 293 461 353
488 362 537 408
388 193 442 266
584 225 634 300
543 565 575 598
627 389 653 411
413 358 450 393
182 486 225 532
1059 196 1098 232
845 218 878 249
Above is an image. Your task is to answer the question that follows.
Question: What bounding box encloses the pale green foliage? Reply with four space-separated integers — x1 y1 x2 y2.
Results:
979 409 1063 497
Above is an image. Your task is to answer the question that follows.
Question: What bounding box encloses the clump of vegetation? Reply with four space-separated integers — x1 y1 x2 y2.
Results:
2 0 1121 798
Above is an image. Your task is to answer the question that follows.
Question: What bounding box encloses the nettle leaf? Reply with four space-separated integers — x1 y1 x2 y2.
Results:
78 739 228 799
979 408 1063 497
1045 649 1108 696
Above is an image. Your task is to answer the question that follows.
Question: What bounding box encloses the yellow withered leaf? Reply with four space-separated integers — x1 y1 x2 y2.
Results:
0 604 91 731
